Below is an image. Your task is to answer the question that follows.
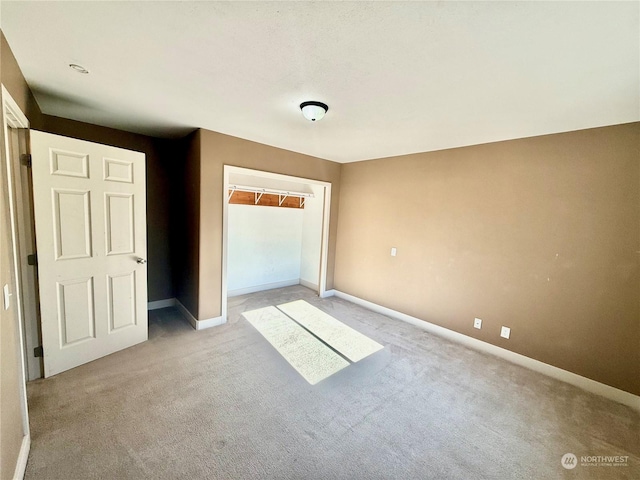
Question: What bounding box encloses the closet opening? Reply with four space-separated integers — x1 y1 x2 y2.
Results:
221 166 332 321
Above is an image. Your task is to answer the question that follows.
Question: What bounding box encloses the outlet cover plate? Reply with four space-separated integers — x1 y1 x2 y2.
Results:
500 326 511 339
474 318 482 329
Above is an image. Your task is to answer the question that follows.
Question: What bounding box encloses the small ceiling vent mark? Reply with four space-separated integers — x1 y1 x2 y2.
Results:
69 63 89 74
300 101 328 122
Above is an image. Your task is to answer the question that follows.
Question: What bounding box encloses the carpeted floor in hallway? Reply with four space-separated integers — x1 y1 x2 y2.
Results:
24 286 639 479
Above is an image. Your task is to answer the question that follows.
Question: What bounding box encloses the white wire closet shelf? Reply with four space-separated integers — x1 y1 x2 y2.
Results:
228 184 315 206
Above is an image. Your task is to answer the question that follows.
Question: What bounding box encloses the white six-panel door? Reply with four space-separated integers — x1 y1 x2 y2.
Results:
30 131 147 377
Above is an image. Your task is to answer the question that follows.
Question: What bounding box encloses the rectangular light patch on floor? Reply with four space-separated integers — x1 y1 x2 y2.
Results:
277 300 384 362
242 306 349 385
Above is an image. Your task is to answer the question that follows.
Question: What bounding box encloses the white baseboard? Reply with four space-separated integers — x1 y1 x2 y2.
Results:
299 279 319 291
195 315 225 330
331 290 640 411
228 278 300 297
147 298 176 310
174 299 197 328
175 299 225 331
13 434 29 480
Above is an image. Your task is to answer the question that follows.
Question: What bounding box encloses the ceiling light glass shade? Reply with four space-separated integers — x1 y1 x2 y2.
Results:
69 63 89 74
300 101 328 122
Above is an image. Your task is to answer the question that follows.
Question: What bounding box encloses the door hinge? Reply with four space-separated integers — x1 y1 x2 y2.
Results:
27 253 37 266
34 346 43 357
21 154 32 168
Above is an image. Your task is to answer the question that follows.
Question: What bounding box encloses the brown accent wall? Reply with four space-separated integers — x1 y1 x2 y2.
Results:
335 123 640 395
172 130 201 316
179 129 341 320
38 115 175 302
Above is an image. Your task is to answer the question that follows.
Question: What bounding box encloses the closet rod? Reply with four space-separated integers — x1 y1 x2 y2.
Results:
228 184 315 199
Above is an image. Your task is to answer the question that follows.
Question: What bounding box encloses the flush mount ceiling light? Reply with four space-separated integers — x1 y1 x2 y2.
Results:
300 101 328 122
69 63 89 74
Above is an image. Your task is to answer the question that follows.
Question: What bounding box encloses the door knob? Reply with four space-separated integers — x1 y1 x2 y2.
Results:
136 258 147 264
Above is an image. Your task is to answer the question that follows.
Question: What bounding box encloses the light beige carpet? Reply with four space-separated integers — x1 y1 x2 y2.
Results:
243 300 383 384
277 299 383 362
242 305 349 384
24 286 639 479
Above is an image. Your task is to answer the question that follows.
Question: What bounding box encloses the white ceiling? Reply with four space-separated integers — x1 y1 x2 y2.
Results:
2 1 638 163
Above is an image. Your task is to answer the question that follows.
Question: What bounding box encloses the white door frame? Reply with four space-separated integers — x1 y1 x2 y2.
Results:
5 115 41 381
1 84 31 479
222 166 332 321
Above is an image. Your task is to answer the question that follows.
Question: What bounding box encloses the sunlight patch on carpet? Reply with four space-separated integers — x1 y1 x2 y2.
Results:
242 306 349 385
277 300 384 362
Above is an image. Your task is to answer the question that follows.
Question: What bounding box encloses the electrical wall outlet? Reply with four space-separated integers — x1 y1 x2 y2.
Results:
500 326 511 339
390 247 397 257
474 318 482 329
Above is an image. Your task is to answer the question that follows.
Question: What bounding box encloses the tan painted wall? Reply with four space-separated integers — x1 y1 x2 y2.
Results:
0 126 26 480
335 123 640 395
0 123 26 480
195 129 341 320
0 30 34 479
1 33 43 130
